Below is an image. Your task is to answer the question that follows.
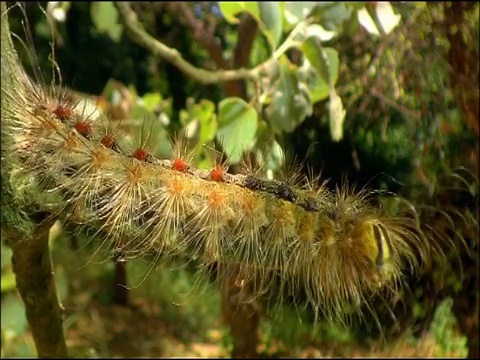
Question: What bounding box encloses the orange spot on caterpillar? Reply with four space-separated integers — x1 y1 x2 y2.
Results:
172 158 188 172
208 190 224 208
133 148 148 161
53 105 73 121
101 135 116 148
210 166 223 182
74 121 92 136
167 178 184 194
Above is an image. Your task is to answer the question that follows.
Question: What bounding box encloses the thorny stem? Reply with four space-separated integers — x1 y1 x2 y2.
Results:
1 3 68 358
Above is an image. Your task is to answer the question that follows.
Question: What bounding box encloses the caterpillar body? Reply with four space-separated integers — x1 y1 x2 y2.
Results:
1 4 436 325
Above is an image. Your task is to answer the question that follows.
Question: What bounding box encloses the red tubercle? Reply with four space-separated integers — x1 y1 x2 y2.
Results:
101 134 116 148
133 148 148 161
172 158 188 172
53 105 73 121
210 165 224 182
74 121 92 136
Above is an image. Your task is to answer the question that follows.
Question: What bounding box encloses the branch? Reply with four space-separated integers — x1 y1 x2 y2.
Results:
233 13 258 69
230 13 259 99
115 2 261 84
6 217 68 359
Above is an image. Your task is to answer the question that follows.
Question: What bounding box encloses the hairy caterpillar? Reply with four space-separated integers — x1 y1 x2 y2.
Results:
1 3 440 326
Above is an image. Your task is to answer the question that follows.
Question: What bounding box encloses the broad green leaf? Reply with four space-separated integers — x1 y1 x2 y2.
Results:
299 47 338 103
217 97 258 164
359 3 401 36
218 2 259 24
328 86 346 142
357 6 380 36
283 2 317 29
309 2 352 31
298 64 328 103
266 59 313 133
323 47 339 85
91 2 123 42
374 2 402 35
295 23 338 43
258 2 283 50
301 37 338 86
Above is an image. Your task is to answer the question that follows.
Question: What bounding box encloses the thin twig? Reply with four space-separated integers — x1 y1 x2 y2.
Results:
370 87 422 120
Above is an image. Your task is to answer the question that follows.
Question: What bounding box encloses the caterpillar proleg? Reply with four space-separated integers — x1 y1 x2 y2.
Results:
1 2 439 326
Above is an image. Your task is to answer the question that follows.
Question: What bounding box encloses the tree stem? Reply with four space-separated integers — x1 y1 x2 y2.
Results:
6 218 68 358
113 257 129 306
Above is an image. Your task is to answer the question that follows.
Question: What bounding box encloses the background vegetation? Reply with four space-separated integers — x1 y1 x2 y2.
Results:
2 1 478 358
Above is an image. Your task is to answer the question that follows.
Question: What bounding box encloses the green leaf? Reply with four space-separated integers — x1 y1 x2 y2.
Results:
299 46 339 103
301 36 333 85
328 86 346 142
258 2 283 50
373 2 402 35
266 59 313 133
283 2 318 29
217 98 258 164
295 23 338 43
359 3 401 37
298 65 328 103
310 2 352 31
91 2 123 42
218 2 259 24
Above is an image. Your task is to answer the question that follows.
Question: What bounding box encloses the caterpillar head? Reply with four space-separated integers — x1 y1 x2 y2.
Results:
298 185 428 323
